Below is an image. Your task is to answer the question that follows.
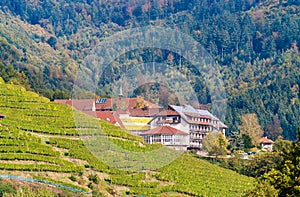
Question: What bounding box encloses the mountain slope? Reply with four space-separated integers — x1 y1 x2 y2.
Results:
0 0 299 139
0 80 254 196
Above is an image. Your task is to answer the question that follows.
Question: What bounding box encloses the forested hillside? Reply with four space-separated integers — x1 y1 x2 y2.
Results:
0 0 299 139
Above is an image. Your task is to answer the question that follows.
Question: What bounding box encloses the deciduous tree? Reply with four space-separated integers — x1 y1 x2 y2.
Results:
265 115 283 141
239 113 263 146
203 132 228 156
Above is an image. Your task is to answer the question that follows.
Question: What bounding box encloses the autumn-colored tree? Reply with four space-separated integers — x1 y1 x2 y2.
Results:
202 132 228 156
273 136 292 153
238 113 263 146
265 115 283 141
134 96 148 109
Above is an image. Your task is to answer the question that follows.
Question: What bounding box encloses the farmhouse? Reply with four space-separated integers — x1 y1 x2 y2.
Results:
141 126 189 151
260 137 274 151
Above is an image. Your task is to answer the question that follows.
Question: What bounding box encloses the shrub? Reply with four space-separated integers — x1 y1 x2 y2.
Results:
69 175 77 182
88 174 99 184
87 182 93 189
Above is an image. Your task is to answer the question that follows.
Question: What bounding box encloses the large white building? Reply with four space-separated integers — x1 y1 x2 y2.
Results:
141 126 189 151
148 105 227 149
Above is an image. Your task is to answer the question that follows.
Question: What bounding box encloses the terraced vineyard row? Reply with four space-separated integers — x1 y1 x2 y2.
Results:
0 85 150 139
156 155 254 197
0 127 83 173
48 137 121 174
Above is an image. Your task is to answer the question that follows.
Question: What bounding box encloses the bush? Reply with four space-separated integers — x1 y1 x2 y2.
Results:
88 174 99 184
69 175 76 182
87 182 93 189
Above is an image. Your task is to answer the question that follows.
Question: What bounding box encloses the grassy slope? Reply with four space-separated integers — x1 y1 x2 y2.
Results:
0 81 254 196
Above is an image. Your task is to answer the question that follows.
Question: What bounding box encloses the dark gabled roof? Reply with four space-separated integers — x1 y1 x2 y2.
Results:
142 126 188 135
184 112 212 119
169 105 228 129
147 109 180 124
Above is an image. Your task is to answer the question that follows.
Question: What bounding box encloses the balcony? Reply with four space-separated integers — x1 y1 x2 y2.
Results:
190 137 203 141
190 129 209 134
156 119 181 125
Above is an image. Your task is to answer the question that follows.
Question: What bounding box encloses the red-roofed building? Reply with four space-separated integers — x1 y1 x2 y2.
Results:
54 98 161 131
141 126 189 151
84 111 115 124
260 137 274 151
55 98 162 113
55 99 95 111
148 110 181 127
148 105 228 149
95 97 162 112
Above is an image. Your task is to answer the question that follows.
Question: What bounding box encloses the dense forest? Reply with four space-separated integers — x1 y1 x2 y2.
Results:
0 0 299 139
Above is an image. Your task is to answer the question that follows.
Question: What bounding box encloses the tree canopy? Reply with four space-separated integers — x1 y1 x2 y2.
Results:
202 132 228 156
245 127 300 196
239 113 264 146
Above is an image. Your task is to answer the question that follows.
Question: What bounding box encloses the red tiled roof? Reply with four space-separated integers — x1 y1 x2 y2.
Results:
128 108 160 117
157 120 174 124
54 99 94 111
114 109 128 114
142 126 188 135
84 111 116 124
95 98 162 111
54 99 128 128
55 98 162 112
260 137 274 144
184 112 212 119
112 111 125 129
156 110 180 116
83 111 125 129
